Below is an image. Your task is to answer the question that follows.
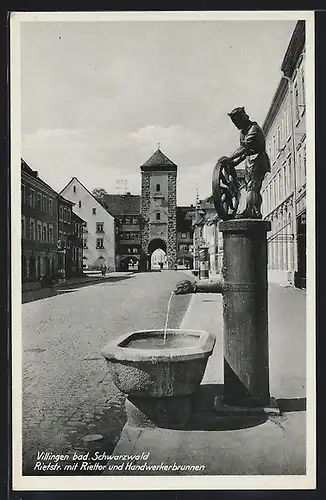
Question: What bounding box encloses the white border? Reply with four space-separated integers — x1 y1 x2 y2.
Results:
11 10 316 491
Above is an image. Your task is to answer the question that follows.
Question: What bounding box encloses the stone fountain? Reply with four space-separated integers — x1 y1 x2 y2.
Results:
101 328 215 429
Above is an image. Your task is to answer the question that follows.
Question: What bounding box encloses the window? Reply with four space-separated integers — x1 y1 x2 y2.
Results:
21 184 25 204
294 82 300 123
132 217 139 224
79 201 82 208
132 248 138 254
48 198 53 215
283 163 287 197
48 224 54 243
21 216 25 239
42 195 46 212
59 206 63 221
272 136 276 162
37 221 42 241
156 184 160 192
83 238 88 249
288 155 292 191
125 217 131 224
67 210 71 222
42 223 47 242
181 232 187 239
96 238 104 249
96 222 104 233
36 192 41 210
92 208 97 215
29 219 35 240
127 248 131 253
29 188 35 207
276 126 281 153
73 185 76 194
301 70 305 107
156 213 161 221
63 208 67 221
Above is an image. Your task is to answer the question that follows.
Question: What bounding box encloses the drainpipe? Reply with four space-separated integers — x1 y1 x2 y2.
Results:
283 73 298 274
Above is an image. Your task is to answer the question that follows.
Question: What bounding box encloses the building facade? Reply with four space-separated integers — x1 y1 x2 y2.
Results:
140 148 178 270
102 193 142 271
261 20 306 288
60 178 116 271
21 159 58 283
71 212 85 276
176 206 196 268
57 195 74 278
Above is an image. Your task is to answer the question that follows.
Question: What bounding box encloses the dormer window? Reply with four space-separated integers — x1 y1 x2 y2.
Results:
156 184 160 192
92 208 96 215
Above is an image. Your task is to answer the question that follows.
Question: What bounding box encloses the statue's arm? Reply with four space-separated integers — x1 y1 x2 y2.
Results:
174 277 224 295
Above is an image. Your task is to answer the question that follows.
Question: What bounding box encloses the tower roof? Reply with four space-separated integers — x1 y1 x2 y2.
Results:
140 148 177 172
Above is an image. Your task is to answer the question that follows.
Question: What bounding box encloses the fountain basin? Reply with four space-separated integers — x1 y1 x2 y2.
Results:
101 329 215 428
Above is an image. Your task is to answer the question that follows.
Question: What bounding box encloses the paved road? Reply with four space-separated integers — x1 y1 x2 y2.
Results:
22 271 191 474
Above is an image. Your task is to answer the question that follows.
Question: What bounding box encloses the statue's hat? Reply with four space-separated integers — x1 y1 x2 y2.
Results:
227 107 247 118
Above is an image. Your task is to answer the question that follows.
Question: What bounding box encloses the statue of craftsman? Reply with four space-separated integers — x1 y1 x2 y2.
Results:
226 107 271 219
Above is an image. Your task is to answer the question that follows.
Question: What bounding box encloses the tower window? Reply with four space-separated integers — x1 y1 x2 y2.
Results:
79 201 82 208
73 185 76 193
92 208 97 215
156 184 160 192
156 212 161 221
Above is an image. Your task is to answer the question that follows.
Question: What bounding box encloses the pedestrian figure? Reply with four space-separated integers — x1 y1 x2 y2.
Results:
101 263 107 276
160 262 163 271
226 107 271 219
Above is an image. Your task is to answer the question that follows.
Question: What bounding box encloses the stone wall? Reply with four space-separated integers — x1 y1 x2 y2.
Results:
167 172 177 268
140 172 150 254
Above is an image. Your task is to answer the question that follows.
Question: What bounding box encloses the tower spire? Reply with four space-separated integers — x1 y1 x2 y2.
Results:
158 142 160 150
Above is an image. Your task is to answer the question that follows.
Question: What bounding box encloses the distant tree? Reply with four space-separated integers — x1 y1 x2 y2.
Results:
92 188 109 208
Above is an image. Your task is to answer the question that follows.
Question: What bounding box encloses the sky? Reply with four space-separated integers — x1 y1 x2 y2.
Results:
20 16 298 206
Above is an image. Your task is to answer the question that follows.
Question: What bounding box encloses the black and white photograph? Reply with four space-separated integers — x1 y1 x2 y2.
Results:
10 10 315 491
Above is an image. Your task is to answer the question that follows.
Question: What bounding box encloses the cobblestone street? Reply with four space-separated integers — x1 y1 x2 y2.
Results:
22 271 191 474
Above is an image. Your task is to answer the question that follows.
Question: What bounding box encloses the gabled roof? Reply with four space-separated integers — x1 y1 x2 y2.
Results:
72 211 86 224
140 148 177 172
102 194 140 216
21 158 59 196
59 177 115 219
59 194 75 206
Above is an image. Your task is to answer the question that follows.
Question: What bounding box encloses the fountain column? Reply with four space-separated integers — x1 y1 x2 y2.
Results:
220 219 271 407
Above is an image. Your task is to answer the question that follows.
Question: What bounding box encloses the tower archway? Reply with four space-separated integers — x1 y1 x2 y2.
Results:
148 238 167 271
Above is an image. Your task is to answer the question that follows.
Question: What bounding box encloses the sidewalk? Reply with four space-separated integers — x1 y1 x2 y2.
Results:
106 282 308 476
22 272 134 303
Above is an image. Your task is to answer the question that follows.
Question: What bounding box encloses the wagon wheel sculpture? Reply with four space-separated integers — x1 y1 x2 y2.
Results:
212 156 240 220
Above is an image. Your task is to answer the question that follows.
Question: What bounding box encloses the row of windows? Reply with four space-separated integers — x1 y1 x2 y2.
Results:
178 244 190 252
73 223 83 238
119 231 140 240
83 238 105 249
118 216 139 225
266 63 305 166
72 246 83 261
263 141 306 216
265 205 295 271
22 184 54 215
126 247 139 254
58 231 71 248
22 217 55 243
59 205 72 222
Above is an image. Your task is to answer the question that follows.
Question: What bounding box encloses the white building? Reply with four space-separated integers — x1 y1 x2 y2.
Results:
60 177 116 271
261 20 306 288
